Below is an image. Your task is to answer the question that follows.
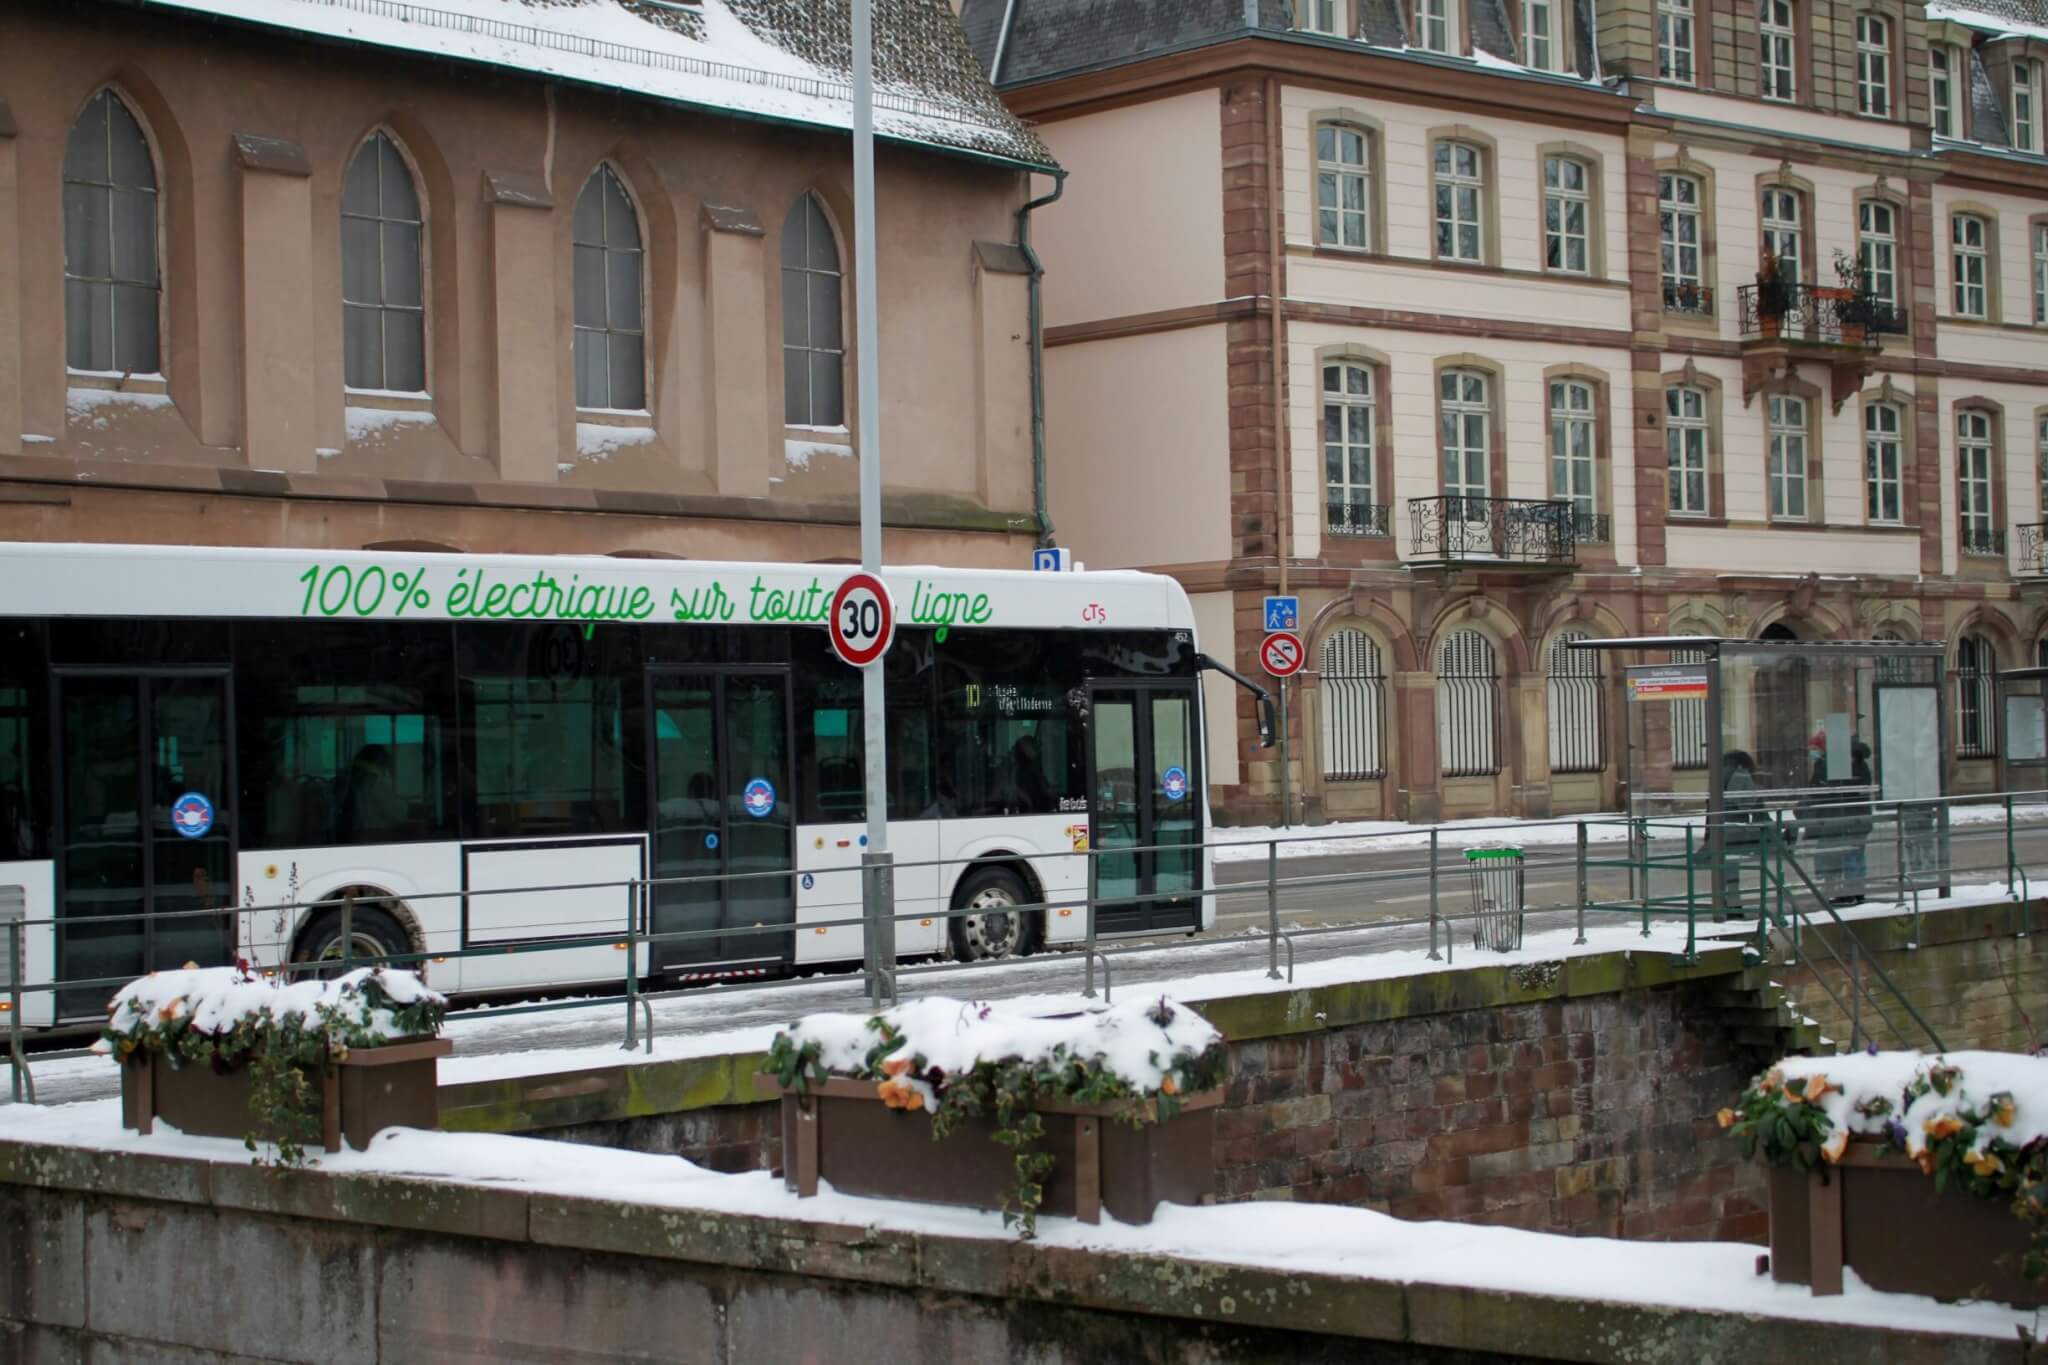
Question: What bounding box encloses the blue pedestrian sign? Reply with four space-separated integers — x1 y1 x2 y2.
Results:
1263 596 1300 632
1032 547 1073 573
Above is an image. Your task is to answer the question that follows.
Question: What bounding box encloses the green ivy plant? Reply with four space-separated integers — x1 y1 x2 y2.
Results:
1723 1060 2048 1278
768 997 1228 1238
104 965 446 1170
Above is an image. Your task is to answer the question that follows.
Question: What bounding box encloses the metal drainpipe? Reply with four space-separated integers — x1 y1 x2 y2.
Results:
1016 168 1068 547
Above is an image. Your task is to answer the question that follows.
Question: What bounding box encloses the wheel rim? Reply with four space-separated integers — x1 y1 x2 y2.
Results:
308 931 389 976
960 885 1022 959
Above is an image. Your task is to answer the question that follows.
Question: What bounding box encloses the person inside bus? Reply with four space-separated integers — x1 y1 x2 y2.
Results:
1009 732 1054 813
340 744 407 842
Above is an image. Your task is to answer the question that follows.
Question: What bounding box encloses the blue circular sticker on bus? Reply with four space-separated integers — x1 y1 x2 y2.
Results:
1161 767 1189 802
742 778 776 819
704 832 720 850
170 791 214 839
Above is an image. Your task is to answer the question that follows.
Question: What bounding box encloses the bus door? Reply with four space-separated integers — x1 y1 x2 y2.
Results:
647 669 795 974
1087 681 1202 934
54 672 234 1018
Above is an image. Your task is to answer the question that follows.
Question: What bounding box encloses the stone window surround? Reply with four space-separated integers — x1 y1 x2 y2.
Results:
1536 141 1607 279
1312 342 1399 565
1755 168 1816 287
2031 214 2048 325
1541 361 1618 564
1408 0 1468 56
1952 396 2008 569
1307 109 1388 255
2036 404 2048 522
570 161 652 418
1306 619 1399 792
1854 185 1911 339
1854 383 1918 527
1853 9 1899 121
1295 0 1351 36
1945 201 2003 323
1753 0 1810 105
1427 125 1502 269
1655 153 1717 330
1756 372 1825 524
1661 365 1725 522
1431 353 1509 501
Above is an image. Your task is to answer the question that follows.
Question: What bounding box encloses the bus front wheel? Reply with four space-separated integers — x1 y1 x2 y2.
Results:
293 904 412 980
950 866 1039 962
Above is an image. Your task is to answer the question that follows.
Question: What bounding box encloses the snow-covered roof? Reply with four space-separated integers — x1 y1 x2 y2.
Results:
1928 0 2048 41
134 0 1056 171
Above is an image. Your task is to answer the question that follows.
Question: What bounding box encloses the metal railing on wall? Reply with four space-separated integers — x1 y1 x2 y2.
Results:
10 788 2048 1103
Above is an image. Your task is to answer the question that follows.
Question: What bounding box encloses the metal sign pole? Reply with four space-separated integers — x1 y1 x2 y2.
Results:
1277 676 1291 828
853 0 894 1004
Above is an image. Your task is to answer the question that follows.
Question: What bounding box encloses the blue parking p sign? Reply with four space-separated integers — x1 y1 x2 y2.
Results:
1263 596 1299 632
1032 547 1073 572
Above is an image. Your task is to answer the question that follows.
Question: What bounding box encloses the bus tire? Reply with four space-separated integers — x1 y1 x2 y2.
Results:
293 904 412 978
950 865 1038 962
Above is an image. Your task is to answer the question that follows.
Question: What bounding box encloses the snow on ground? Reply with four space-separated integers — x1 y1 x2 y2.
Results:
1210 803 2048 863
0 1102 2036 1341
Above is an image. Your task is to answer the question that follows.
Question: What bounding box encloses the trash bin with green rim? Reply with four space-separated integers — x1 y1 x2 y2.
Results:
1466 847 1525 952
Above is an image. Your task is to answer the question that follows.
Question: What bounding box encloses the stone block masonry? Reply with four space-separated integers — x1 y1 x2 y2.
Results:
1210 983 1762 1242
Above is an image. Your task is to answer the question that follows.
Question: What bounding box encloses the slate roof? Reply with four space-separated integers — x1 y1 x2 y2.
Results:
1934 0 2048 29
959 0 1596 86
128 0 1054 169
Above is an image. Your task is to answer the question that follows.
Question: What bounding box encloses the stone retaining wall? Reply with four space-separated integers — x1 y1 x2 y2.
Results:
0 1139 2020 1365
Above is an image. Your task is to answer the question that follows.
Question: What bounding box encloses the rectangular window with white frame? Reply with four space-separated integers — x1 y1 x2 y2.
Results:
1667 386 1710 515
1952 213 1989 319
1524 0 1557 70
2034 223 2048 323
1759 0 1796 102
2017 62 2040 152
1931 45 1957 138
1440 369 1490 503
1859 199 1899 318
1657 0 1695 82
1316 124 1371 251
1762 186 1802 286
1323 362 1381 536
1958 410 1999 555
1864 402 1902 524
1419 0 1453 52
2039 415 2048 520
1549 379 1599 536
1856 15 1890 117
1433 141 1485 263
1543 156 1590 274
1299 0 1343 33
1659 173 1705 311
1767 394 1809 521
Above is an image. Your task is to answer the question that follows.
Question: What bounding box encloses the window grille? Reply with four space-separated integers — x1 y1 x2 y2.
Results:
1957 633 1994 758
1319 630 1387 781
1671 645 1709 770
1547 631 1604 774
1438 630 1500 777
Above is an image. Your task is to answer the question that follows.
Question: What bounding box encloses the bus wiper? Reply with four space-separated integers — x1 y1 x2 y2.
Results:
1195 653 1277 749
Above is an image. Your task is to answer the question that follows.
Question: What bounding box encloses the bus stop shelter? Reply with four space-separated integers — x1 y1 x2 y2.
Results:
1997 666 2048 795
1569 637 1949 913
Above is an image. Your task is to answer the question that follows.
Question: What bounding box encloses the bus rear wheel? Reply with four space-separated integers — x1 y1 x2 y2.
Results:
951 866 1039 962
293 904 411 980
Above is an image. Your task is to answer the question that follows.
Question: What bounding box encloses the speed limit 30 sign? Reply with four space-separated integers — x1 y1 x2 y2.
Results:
1260 630 1305 678
829 571 896 667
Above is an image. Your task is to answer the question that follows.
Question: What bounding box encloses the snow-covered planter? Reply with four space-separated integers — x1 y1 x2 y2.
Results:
761 996 1228 1237
103 964 450 1163
1722 1051 2048 1305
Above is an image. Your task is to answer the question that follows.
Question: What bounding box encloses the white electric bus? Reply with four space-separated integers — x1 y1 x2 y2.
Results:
0 543 1272 1027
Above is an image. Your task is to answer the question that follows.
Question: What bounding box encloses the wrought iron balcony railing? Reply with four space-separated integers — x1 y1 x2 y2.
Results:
1663 281 1714 316
1409 495 1577 565
1573 510 1612 546
1961 522 2008 559
1326 497 1393 538
2019 524 2048 576
1736 281 1903 348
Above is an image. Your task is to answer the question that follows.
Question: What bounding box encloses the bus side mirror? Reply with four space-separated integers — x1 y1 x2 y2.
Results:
1256 693 1277 749
1195 652 1277 750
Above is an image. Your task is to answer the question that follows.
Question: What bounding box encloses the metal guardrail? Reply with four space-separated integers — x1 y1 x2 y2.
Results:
2018 523 2048 576
9 788 2048 1101
1326 499 1393 539
1961 523 2008 558
1735 281 1898 347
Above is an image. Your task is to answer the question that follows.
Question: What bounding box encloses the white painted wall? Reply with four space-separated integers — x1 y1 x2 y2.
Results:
1034 91 1227 325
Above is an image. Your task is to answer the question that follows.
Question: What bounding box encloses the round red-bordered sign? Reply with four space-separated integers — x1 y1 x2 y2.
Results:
1260 630 1305 678
829 572 896 667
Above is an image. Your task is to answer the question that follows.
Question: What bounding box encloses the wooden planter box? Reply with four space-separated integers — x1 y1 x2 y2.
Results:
1769 1142 2043 1306
120 1038 451 1154
758 1076 1220 1225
